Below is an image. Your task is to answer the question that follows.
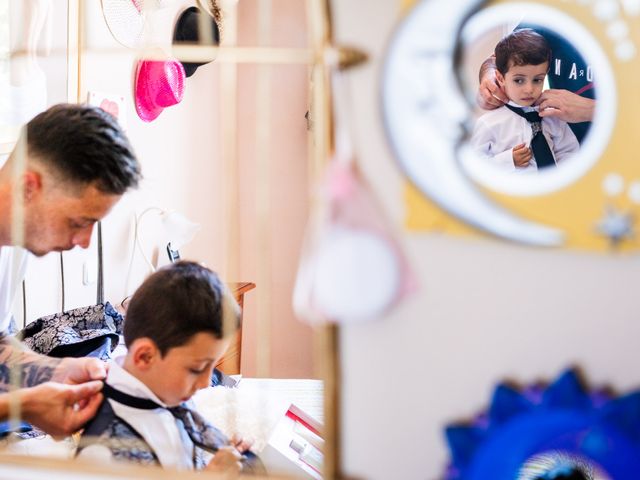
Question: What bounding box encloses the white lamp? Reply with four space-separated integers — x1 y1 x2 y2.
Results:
161 210 200 262
133 207 200 271
124 206 200 298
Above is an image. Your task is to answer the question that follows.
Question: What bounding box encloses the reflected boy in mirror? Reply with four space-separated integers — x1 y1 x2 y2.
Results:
471 29 579 172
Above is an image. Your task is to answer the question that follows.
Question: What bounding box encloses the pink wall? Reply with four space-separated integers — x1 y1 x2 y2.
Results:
236 0 315 378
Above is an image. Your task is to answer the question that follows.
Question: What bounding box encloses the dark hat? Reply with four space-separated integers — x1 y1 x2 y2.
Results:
172 6 220 77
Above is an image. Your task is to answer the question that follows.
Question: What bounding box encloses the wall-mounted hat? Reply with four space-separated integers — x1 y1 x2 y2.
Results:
101 0 148 48
134 58 185 122
172 6 220 77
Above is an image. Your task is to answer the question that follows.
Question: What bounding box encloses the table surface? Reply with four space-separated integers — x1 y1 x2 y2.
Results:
235 378 324 423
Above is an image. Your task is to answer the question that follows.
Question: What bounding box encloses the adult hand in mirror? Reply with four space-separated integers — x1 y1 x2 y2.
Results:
477 55 509 109
536 88 596 123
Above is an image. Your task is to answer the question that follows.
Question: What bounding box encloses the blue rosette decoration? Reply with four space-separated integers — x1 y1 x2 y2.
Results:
444 369 640 480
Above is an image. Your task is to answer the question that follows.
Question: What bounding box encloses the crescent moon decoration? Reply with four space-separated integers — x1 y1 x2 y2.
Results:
444 369 640 479
381 0 565 246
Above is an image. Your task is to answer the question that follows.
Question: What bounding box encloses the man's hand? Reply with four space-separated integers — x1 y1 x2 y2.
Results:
536 89 595 123
205 445 243 476
0 337 106 389
52 357 108 385
19 381 103 438
477 56 508 110
512 143 532 168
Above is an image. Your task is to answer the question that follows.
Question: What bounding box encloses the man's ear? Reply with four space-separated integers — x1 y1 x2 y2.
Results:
23 170 42 203
130 338 160 370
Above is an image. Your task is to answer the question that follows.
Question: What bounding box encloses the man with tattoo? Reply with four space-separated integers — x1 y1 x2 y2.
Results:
0 104 141 436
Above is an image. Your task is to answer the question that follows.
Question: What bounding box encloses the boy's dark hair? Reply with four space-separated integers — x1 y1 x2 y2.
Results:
495 28 550 75
124 261 240 356
25 103 141 195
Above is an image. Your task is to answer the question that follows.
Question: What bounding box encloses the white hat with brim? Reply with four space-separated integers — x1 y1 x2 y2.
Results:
100 0 150 48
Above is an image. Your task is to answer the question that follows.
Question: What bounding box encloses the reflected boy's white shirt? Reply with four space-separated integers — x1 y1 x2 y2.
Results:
77 356 196 470
470 100 579 173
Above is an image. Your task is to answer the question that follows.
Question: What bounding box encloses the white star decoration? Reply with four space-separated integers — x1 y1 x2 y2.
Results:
595 205 635 247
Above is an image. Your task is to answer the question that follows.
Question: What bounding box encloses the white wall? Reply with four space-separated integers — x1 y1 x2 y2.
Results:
235 0 315 378
333 1 640 479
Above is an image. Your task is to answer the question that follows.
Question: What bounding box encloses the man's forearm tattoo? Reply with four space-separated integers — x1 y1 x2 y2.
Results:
0 336 60 391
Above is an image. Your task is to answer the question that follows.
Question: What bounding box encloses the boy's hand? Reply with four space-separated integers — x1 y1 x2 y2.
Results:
477 56 508 110
230 434 254 453
205 446 243 476
512 143 532 168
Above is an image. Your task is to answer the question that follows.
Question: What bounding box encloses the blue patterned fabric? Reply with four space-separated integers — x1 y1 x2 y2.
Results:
19 302 123 361
169 401 229 453
0 420 32 438
78 399 160 466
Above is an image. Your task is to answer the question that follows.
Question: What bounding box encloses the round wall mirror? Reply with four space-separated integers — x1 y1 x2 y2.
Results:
457 3 616 197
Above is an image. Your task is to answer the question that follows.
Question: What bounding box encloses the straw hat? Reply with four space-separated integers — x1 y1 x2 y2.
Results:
100 0 149 48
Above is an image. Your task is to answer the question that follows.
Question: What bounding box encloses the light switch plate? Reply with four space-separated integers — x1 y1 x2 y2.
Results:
83 261 97 286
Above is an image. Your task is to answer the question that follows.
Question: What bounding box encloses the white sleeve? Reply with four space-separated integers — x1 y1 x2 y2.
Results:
549 119 580 163
76 444 117 465
471 118 517 171
0 247 29 334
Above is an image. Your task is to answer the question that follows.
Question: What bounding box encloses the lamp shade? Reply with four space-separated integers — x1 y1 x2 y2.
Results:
160 210 200 250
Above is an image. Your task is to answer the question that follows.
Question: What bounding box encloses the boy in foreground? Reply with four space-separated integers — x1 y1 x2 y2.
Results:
77 261 260 474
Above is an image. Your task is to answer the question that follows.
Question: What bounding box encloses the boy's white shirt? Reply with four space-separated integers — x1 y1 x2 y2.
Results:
470 100 579 173
0 246 30 333
77 356 196 470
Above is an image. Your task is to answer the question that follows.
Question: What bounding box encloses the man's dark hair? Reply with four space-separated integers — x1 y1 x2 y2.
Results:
124 261 240 355
495 28 550 75
25 103 141 194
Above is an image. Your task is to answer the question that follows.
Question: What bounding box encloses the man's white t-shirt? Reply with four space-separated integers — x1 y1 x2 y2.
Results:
0 246 30 333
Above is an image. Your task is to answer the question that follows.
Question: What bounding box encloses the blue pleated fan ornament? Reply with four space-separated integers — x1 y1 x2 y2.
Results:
444 369 640 480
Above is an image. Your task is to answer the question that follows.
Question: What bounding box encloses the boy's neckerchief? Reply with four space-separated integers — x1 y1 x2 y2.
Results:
101 382 160 410
504 104 556 169
99 381 267 475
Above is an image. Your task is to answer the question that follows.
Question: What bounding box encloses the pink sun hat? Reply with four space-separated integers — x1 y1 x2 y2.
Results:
134 58 185 122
